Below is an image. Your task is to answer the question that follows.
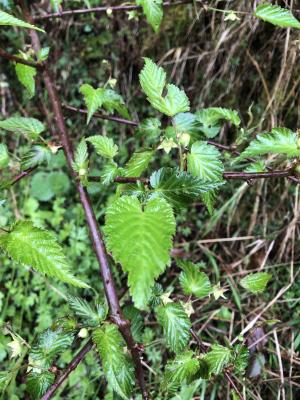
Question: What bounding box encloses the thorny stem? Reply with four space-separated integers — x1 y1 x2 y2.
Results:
33 0 197 21
4 166 298 191
41 340 94 400
62 104 138 126
18 2 148 399
0 48 44 69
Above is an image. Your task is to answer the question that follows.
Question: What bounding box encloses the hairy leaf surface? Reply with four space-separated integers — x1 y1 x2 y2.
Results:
161 351 200 393
124 150 154 177
136 0 163 32
187 141 224 181
156 302 191 353
0 221 88 288
80 84 105 124
15 63 36 98
139 58 166 101
179 261 212 298
87 135 118 159
150 168 223 208
240 272 271 294
93 324 134 399
254 3 300 29
0 9 44 31
196 107 241 128
26 372 55 399
0 117 45 140
239 128 300 159
139 59 190 116
202 344 231 375
104 196 175 309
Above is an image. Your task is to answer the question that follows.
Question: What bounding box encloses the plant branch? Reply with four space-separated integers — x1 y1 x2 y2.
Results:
190 328 244 400
0 48 44 69
41 339 94 400
10 166 37 186
19 2 148 399
33 0 196 21
87 169 297 184
62 104 138 126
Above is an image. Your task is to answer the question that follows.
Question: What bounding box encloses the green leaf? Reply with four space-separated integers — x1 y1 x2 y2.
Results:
187 141 224 181
0 117 45 140
29 328 74 371
137 118 161 139
80 84 105 124
80 84 129 122
104 196 175 309
123 305 143 342
202 344 231 375
0 9 44 31
196 107 241 128
37 47 50 62
156 302 191 353
93 324 134 400
15 63 36 98
0 221 89 288
179 261 212 299
150 168 224 208
136 0 163 32
68 295 107 326
254 3 300 29
159 84 190 117
233 344 249 375
244 160 265 173
21 145 51 170
240 272 271 294
140 58 166 101
239 128 300 159
187 141 224 213
87 135 118 159
0 371 11 393
140 58 190 116
173 112 202 135
72 139 89 175
0 143 9 169
102 89 130 119
30 172 55 202
161 351 200 393
124 149 154 177
100 162 119 185
48 171 70 196
26 372 55 400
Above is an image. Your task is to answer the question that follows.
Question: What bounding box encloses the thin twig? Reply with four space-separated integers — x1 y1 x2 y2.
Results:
88 169 297 185
62 104 138 126
41 339 94 400
0 48 44 69
33 0 196 21
10 166 37 186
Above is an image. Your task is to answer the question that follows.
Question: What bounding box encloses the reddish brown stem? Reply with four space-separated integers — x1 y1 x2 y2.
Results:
41 340 93 400
10 166 37 185
63 104 138 126
33 0 195 21
19 2 148 399
0 48 44 69
88 169 296 184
